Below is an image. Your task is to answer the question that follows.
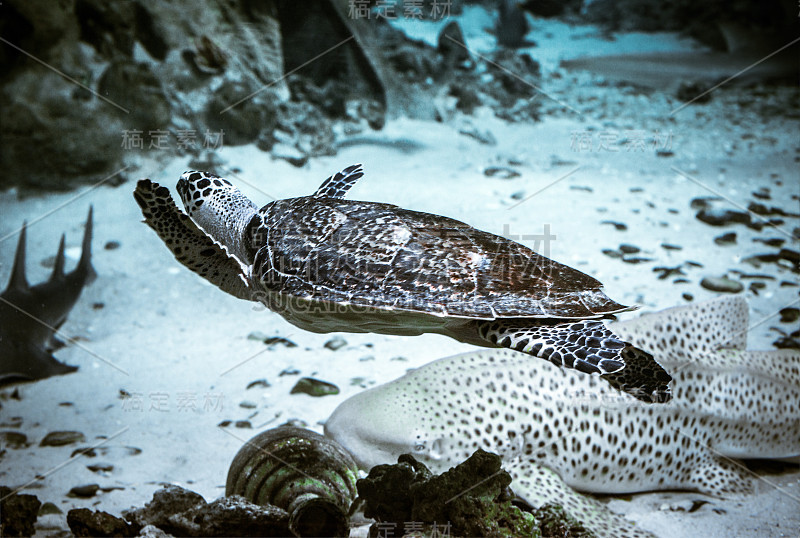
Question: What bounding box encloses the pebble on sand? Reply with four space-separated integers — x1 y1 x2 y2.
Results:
40 431 86 447
700 276 743 294
290 377 340 397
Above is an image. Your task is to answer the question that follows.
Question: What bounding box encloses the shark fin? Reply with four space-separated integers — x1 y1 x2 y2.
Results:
76 206 97 284
51 234 66 281
505 459 655 538
7 222 30 291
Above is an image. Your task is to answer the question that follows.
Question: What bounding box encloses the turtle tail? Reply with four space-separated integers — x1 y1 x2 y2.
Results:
477 319 672 403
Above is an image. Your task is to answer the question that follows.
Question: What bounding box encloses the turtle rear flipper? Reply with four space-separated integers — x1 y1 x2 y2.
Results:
134 179 253 301
477 319 672 402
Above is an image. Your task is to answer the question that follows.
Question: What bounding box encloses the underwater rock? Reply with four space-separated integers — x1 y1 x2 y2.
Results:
205 80 277 146
1 209 94 385
290 377 340 397
125 485 291 537
533 504 593 537
0 431 29 449
653 266 686 280
67 508 138 537
618 244 640 254
68 484 100 498
700 276 743 293
0 487 41 537
97 60 171 130
40 430 87 447
696 207 752 227
600 220 628 231
87 462 114 474
324 336 348 351
780 308 800 323
247 333 297 348
753 237 785 248
358 450 539 538
484 166 521 179
748 201 798 217
226 426 357 538
714 232 737 245
496 0 533 48
246 379 271 389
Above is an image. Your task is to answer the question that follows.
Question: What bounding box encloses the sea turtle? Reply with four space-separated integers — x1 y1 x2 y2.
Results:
133 164 671 401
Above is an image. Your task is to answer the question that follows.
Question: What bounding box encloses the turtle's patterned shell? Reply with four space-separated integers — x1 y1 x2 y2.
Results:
245 197 630 320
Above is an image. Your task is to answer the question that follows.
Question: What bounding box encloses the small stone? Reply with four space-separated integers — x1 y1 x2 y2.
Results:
71 447 97 458
682 293 694 301
621 257 653 264
602 249 622 259
713 232 737 246
324 336 348 351
104 240 121 250
246 379 271 389
655 149 674 157
778 248 800 266
263 336 297 348
653 266 685 280
239 400 257 409
741 253 779 268
752 187 771 200
458 123 496 145
483 166 520 179
753 237 785 248
40 430 86 446
696 208 751 227
600 220 627 231
690 196 721 210
0 431 29 449
774 334 800 349
660 243 682 251
700 276 743 293
39 502 63 516
749 282 766 294
218 420 232 427
290 377 340 397
569 185 593 192
279 367 300 376
510 191 525 200
92 302 105 310
618 244 640 254
68 484 100 498
87 463 114 474
779 308 800 323
234 420 252 429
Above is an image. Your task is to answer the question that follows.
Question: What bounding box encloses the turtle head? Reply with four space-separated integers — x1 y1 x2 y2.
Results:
177 171 259 264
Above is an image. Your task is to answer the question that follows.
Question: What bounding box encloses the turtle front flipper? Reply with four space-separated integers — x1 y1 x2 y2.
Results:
477 319 672 402
134 179 253 301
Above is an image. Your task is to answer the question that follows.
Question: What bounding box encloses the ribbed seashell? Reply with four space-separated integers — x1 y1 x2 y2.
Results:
226 426 358 537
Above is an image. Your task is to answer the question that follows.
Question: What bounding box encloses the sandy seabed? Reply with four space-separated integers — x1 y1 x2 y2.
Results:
2 10 799 538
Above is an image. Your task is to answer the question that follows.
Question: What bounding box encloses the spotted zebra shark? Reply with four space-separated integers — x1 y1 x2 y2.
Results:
325 297 800 537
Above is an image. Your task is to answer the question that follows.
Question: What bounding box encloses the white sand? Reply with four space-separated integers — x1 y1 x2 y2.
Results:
1 10 798 537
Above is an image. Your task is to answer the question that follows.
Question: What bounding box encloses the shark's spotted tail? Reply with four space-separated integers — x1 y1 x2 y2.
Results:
477 319 671 402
